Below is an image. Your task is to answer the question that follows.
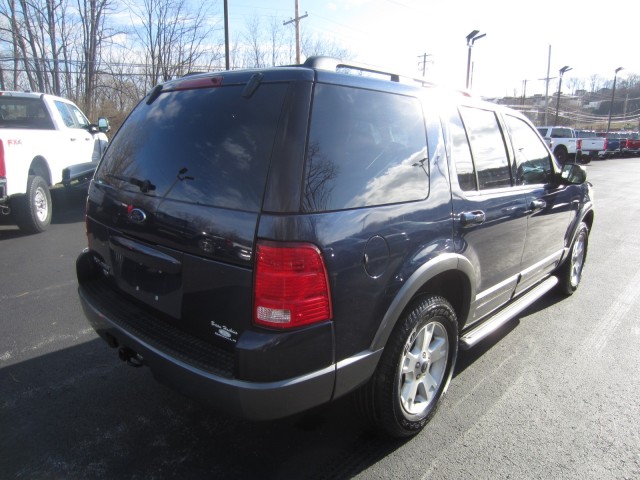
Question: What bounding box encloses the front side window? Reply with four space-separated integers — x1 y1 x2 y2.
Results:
459 106 511 190
506 115 553 185
68 104 90 128
303 84 429 212
55 101 77 128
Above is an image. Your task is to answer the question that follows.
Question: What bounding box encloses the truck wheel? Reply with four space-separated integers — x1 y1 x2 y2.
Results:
355 295 458 437
14 175 52 234
557 222 588 295
554 146 568 164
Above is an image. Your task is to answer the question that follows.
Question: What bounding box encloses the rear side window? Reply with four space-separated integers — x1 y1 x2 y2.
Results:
303 84 428 212
449 109 476 191
459 106 511 190
96 84 288 212
506 115 553 185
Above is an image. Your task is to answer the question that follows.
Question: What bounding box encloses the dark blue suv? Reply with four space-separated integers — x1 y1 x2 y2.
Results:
76 57 594 437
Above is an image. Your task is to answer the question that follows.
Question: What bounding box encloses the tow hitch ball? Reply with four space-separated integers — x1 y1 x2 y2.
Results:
118 347 144 368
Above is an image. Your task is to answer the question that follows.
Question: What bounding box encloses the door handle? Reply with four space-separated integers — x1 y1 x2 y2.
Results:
530 199 546 210
460 210 486 226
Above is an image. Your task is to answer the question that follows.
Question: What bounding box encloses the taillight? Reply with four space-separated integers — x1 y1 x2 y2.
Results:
576 139 582 150
254 241 332 329
604 138 608 150
0 140 5 177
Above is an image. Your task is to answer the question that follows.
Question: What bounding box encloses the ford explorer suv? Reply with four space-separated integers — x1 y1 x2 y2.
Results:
76 57 594 437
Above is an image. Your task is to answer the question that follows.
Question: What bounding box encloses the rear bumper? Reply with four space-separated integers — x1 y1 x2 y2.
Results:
77 250 382 420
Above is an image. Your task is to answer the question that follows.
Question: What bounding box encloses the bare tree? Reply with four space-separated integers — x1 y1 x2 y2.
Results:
76 0 115 117
589 74 603 93
242 15 265 68
301 31 350 61
128 0 218 90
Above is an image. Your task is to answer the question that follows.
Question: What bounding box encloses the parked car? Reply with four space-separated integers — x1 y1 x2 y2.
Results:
0 91 110 233
76 57 594 438
596 131 626 158
622 131 640 156
536 126 580 164
574 129 607 161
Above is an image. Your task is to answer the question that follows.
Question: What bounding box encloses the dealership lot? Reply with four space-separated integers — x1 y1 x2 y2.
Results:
1 159 639 479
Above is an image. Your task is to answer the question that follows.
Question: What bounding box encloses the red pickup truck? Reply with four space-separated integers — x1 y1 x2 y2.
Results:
623 132 640 156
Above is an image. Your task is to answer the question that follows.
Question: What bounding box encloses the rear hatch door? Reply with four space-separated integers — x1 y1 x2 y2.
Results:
86 73 295 347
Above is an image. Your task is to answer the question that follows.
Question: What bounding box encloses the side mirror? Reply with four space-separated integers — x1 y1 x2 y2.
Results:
560 163 587 185
97 117 110 133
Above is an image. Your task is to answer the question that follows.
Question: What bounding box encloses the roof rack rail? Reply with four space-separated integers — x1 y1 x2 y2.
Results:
303 56 434 87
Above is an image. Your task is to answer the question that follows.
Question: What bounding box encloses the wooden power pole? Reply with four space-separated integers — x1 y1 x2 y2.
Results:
284 0 308 64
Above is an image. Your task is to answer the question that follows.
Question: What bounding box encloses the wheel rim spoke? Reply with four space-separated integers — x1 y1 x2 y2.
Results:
429 337 447 364
398 320 449 416
571 233 585 286
34 188 48 222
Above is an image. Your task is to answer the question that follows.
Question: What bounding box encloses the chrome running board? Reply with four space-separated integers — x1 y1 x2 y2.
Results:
459 276 559 350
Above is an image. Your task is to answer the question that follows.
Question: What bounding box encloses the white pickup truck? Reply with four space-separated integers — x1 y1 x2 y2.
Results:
574 130 607 161
536 126 580 164
0 91 109 233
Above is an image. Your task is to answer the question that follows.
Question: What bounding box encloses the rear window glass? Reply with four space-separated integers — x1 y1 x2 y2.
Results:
303 84 428 212
0 97 54 130
95 83 288 212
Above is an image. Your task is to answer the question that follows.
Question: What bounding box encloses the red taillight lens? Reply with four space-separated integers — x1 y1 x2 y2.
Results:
576 139 582 150
254 241 332 329
0 140 5 177
604 139 608 150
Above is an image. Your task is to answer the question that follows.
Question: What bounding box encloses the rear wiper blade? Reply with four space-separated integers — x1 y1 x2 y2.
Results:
106 173 156 193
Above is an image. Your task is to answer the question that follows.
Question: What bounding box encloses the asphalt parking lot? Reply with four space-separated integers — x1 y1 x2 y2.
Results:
1 158 640 479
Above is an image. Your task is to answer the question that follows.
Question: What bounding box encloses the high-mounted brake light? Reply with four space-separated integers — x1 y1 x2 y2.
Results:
254 241 332 329
171 76 223 91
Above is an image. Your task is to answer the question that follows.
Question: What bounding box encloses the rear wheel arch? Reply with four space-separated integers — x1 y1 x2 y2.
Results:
28 157 52 186
370 254 475 351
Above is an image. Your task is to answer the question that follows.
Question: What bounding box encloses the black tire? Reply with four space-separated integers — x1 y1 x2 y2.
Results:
558 222 589 295
13 175 52 234
355 295 458 437
554 146 568 164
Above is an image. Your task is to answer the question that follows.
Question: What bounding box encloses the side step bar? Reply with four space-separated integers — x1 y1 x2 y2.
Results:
459 276 559 350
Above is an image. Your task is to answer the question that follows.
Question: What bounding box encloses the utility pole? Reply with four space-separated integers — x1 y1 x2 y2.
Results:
224 0 230 70
417 53 432 76
283 0 308 64
543 44 551 125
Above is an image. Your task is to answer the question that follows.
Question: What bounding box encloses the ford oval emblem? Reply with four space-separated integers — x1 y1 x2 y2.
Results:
128 208 147 224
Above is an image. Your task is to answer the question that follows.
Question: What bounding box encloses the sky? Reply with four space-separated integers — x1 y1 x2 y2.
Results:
227 0 640 98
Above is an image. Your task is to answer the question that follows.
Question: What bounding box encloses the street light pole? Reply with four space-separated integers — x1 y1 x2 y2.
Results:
554 65 572 125
606 67 624 134
465 30 486 90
